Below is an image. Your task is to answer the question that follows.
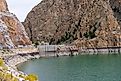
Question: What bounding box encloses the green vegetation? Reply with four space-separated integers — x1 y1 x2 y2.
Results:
25 74 38 81
0 58 18 81
0 71 19 81
0 58 4 66
84 31 96 39
32 41 39 47
56 32 74 44
84 24 98 39
0 58 8 70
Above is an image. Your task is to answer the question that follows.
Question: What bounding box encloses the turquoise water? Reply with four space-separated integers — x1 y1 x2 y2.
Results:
18 55 121 81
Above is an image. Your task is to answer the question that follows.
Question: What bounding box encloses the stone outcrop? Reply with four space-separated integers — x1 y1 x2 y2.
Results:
0 0 8 11
0 0 31 49
23 0 121 48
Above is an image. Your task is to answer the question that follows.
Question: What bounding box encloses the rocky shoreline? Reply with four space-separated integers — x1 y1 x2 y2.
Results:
0 47 39 81
5 52 40 69
1 47 38 68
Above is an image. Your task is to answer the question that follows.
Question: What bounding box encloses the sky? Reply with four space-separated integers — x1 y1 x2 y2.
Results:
6 0 42 21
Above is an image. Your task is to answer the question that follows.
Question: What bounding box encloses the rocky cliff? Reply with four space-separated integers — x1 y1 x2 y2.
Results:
0 0 8 11
0 0 31 49
23 0 121 48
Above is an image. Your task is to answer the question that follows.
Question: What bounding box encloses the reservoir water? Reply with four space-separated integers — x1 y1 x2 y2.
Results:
18 55 121 81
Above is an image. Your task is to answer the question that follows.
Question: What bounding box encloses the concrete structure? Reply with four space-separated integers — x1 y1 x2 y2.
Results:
79 46 121 55
38 45 79 57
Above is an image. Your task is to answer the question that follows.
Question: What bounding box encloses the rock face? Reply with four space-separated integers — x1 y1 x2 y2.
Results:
109 0 121 26
0 0 31 49
0 0 8 11
24 0 121 48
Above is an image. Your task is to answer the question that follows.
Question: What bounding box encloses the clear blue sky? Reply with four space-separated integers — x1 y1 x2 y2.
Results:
6 0 42 21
